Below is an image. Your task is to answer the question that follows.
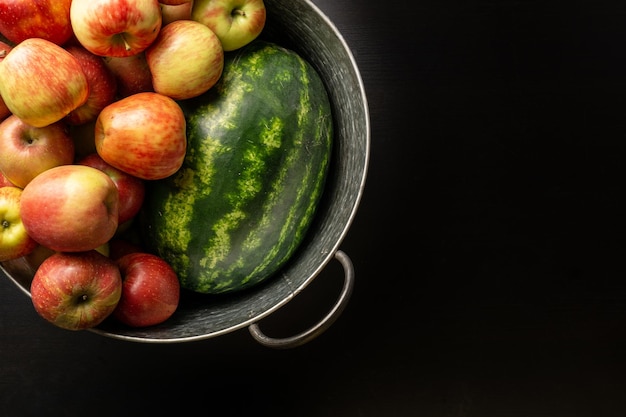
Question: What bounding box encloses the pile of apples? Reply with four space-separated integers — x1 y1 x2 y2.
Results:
0 0 266 331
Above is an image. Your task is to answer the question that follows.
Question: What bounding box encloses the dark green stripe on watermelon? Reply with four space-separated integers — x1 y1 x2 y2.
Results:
139 40 333 294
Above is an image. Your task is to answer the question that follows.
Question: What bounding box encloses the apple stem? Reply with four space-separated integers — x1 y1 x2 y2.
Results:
232 8 246 17
121 35 132 52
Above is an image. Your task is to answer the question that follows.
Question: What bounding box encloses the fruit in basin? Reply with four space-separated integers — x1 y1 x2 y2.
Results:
70 0 162 57
20 165 120 252
30 250 123 331
0 186 38 262
191 0 266 51
94 92 187 180
0 115 75 188
146 19 224 100
113 252 180 328
140 40 333 294
0 0 73 45
0 38 89 128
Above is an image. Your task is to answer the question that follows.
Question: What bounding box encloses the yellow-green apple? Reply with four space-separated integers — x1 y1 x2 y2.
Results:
0 0 73 45
146 19 224 100
77 153 146 224
95 92 186 180
64 44 118 126
0 186 38 262
103 53 154 98
20 165 120 252
0 38 89 128
70 0 163 58
30 250 123 331
0 40 13 122
191 0 266 51
160 1 192 25
113 252 180 327
0 115 75 188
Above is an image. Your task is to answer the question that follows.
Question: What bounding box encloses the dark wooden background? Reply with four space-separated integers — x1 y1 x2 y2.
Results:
4 0 626 415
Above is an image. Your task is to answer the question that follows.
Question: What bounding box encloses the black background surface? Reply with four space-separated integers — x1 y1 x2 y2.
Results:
4 1 626 416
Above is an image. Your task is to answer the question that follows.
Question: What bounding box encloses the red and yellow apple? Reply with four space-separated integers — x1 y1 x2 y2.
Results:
70 0 163 57
191 0 266 51
95 92 187 180
0 38 89 128
146 19 224 100
113 252 180 327
65 44 118 126
20 165 120 252
30 250 123 331
0 0 73 45
0 186 38 262
0 115 75 188
77 153 146 225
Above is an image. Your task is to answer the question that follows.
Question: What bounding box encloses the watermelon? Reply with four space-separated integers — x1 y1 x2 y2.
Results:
139 40 333 295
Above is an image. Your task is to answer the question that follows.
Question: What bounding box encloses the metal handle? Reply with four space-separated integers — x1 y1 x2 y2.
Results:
248 250 355 349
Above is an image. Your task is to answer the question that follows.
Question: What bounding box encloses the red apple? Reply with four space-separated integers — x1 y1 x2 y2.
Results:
95 92 187 180
146 19 224 100
0 186 38 262
30 250 123 331
64 44 118 126
191 0 266 51
77 153 145 224
160 1 192 25
20 165 120 252
0 40 13 122
0 115 75 188
0 38 89 128
0 0 73 45
113 252 180 327
103 53 154 98
70 0 163 58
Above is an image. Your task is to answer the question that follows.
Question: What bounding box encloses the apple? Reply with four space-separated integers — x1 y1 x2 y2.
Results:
20 165 120 252
161 1 192 25
64 44 118 126
0 186 38 262
146 19 224 100
0 115 75 188
77 153 146 224
0 38 89 128
30 250 123 331
70 0 163 58
0 40 13 122
0 0 73 45
95 92 187 180
113 252 180 327
191 0 266 51
103 53 154 98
